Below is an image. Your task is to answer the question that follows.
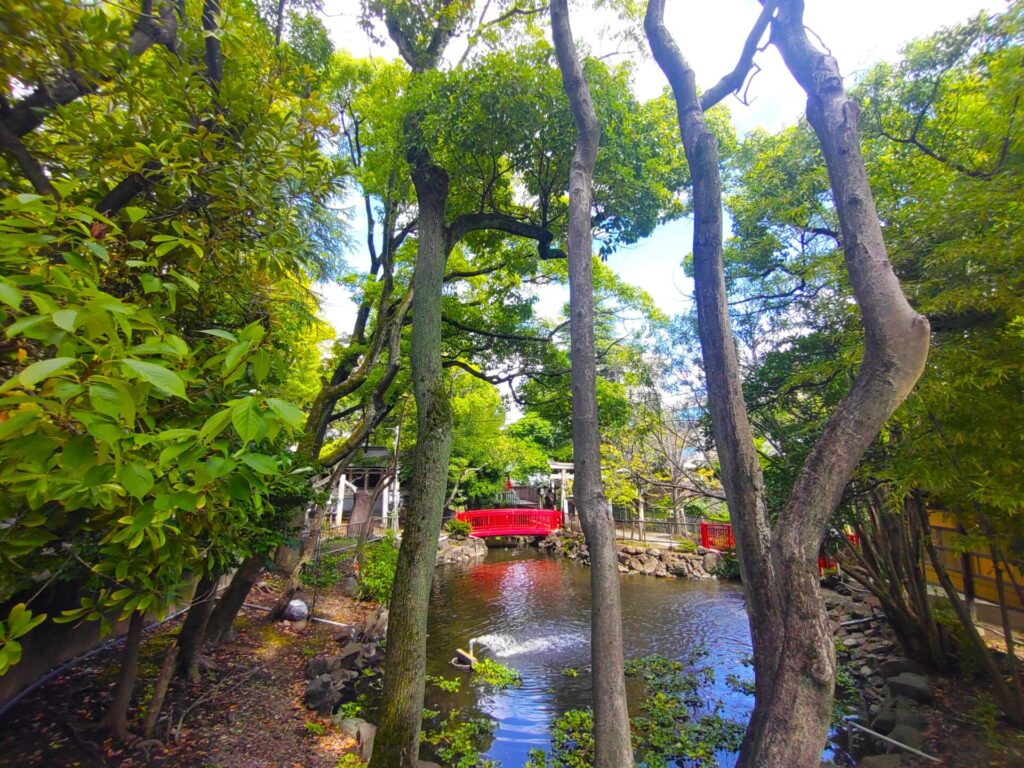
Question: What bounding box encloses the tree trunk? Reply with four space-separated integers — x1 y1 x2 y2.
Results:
142 641 179 739
175 572 218 682
550 2 634 765
206 554 263 646
99 611 145 740
645 0 930 763
368 154 453 768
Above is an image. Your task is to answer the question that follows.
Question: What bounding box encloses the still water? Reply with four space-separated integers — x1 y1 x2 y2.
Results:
421 546 753 766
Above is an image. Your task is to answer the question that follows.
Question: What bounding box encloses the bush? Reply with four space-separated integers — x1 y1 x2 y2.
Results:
674 536 698 553
712 547 742 580
299 553 346 590
445 518 473 539
356 530 399 604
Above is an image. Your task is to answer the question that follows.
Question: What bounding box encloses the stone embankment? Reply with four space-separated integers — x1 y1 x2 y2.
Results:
825 579 937 766
436 534 488 565
539 530 719 579
302 605 388 715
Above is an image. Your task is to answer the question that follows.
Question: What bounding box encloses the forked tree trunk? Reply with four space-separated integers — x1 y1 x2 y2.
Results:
368 154 454 768
550 1 634 765
99 611 145 740
175 572 218 681
206 554 263 646
645 0 929 763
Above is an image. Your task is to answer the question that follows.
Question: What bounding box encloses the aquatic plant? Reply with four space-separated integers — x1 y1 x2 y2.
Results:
422 709 498 768
472 658 522 689
529 653 745 767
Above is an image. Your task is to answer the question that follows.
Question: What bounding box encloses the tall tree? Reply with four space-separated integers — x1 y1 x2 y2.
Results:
550 0 634 764
645 0 929 763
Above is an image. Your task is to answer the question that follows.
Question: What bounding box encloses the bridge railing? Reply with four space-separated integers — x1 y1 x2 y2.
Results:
456 508 561 535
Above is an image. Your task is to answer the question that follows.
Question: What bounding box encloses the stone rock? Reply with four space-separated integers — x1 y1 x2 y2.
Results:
887 672 933 703
639 554 659 575
895 710 927 731
361 606 389 641
887 723 923 751
879 658 929 678
871 708 897 735
703 551 722 573
357 721 377 762
334 716 365 737
859 756 902 768
282 599 309 621
334 625 356 644
303 674 338 715
337 643 366 670
340 576 359 596
330 668 357 687
304 656 328 680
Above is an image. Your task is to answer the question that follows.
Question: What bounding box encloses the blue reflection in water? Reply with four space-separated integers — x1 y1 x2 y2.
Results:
423 547 753 766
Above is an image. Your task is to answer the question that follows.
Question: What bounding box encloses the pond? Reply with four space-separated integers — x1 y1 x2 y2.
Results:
420 546 753 766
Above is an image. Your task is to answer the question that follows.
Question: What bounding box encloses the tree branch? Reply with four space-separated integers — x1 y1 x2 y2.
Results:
700 0 777 110
2 1 178 138
445 211 563 259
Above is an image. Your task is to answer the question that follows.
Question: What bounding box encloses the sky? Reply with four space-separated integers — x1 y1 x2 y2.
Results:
317 0 1007 335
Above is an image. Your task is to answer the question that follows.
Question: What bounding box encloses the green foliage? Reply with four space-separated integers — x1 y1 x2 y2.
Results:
445 518 473 539
472 657 522 689
426 673 462 693
300 553 347 590
421 709 498 768
303 721 327 736
0 603 47 675
335 754 367 768
525 708 594 768
674 537 698 553
560 666 579 678
531 654 744 767
0 0 342 674
355 530 399 604
711 548 742 581
336 701 364 719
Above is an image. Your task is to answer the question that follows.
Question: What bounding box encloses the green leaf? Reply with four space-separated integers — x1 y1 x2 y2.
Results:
252 349 271 383
122 359 187 399
266 397 305 429
0 410 37 439
51 309 78 332
0 281 23 309
223 340 252 373
124 207 146 223
139 273 162 294
19 357 76 388
240 453 278 474
199 407 233 443
200 329 237 341
231 397 265 442
120 462 155 499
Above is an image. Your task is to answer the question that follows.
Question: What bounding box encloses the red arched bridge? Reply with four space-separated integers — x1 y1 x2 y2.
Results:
456 508 562 538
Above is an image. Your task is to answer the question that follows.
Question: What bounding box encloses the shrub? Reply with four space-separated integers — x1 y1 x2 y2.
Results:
712 547 742 580
445 518 473 539
674 536 698 553
300 553 346 590
356 530 399 604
